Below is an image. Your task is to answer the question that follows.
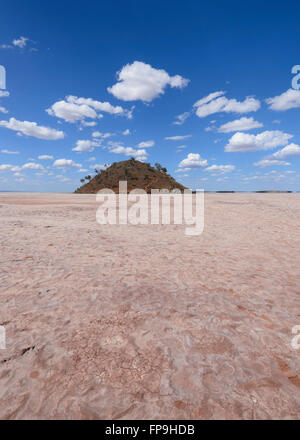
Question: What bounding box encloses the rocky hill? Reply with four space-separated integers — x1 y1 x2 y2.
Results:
74 158 186 194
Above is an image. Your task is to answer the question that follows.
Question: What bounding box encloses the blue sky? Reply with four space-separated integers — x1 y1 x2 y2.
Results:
0 0 300 192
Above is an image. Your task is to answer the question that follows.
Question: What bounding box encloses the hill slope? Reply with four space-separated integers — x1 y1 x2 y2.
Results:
75 159 186 194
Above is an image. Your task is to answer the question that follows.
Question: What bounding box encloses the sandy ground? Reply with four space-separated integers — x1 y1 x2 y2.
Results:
0 192 299 420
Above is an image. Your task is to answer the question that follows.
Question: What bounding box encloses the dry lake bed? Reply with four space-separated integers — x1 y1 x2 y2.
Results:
0 192 299 419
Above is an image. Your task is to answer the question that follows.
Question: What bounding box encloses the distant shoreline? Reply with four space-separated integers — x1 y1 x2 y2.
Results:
0 190 298 194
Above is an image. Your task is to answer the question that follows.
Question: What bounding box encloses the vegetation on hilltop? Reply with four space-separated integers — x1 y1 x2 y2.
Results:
75 158 186 194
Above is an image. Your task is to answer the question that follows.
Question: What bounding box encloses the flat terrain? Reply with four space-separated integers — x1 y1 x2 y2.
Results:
0 193 299 420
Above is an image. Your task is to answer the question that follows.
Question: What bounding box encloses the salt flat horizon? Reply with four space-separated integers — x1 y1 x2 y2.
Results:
0 193 299 420
0 190 299 194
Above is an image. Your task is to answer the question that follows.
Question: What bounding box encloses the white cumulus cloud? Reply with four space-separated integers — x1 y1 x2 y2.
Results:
1 37 30 50
272 143 300 159
137 140 155 148
218 117 263 133
38 155 54 160
165 135 192 141
109 146 148 161
108 61 189 102
72 140 101 152
225 130 293 152
46 100 97 123
266 89 300 111
67 96 130 117
205 164 236 174
0 162 46 172
81 120 98 127
1 149 19 155
179 153 208 169
173 112 191 126
253 159 291 168
22 162 44 171
53 159 82 169
194 91 260 118
47 95 131 123
92 131 114 139
0 117 64 140
0 164 14 171
13 36 29 48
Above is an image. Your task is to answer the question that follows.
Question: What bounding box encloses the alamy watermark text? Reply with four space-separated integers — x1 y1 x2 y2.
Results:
0 65 6 90
292 65 300 90
96 182 204 236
